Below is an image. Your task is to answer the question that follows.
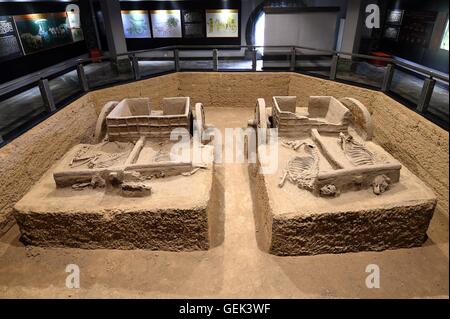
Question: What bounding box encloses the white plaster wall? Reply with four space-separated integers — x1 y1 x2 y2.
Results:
264 12 339 50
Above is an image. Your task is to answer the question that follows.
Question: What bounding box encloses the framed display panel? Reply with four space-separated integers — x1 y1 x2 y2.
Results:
15 12 74 55
0 15 23 62
386 10 404 25
121 10 151 38
119 0 241 50
150 10 182 38
182 9 204 38
398 11 437 48
206 9 239 38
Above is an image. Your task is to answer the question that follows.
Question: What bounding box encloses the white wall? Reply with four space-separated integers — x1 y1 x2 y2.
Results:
264 12 339 50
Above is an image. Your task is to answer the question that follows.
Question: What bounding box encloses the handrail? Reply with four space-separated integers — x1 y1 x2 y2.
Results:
0 44 448 147
70 44 450 82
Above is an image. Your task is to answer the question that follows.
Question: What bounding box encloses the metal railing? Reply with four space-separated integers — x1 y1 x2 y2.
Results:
0 44 448 147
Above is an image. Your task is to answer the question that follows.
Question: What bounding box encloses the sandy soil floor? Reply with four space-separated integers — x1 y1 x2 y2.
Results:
0 107 448 298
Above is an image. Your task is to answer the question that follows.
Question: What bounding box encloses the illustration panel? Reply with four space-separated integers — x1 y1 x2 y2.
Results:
0 15 23 62
15 12 73 54
150 10 182 38
206 9 238 38
121 10 151 39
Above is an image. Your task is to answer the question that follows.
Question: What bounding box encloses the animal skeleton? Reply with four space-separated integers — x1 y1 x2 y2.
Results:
338 133 376 166
279 142 319 190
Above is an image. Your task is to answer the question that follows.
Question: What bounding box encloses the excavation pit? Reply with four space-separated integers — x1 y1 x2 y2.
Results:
251 138 437 256
14 139 216 251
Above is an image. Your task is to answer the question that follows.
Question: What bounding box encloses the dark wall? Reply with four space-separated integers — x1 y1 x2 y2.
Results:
379 0 449 73
120 0 242 51
0 1 89 84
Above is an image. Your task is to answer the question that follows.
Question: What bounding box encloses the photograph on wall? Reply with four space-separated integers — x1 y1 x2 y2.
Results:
66 4 84 42
386 9 404 25
150 10 182 38
0 15 23 62
121 10 151 39
206 9 238 38
15 12 73 54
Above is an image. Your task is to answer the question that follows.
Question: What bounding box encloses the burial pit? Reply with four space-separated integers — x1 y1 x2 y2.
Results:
14 97 216 251
249 96 437 256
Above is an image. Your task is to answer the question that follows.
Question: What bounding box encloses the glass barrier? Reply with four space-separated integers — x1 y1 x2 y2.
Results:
389 66 425 105
84 57 134 89
261 48 291 70
0 45 448 146
218 49 253 71
48 69 81 106
428 79 449 127
137 50 175 77
295 49 332 78
179 50 213 70
336 57 384 89
0 85 46 141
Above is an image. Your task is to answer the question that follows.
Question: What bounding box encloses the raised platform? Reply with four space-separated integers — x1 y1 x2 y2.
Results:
250 139 437 256
14 141 216 251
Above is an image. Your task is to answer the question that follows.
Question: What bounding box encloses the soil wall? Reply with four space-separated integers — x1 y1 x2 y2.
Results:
0 96 97 234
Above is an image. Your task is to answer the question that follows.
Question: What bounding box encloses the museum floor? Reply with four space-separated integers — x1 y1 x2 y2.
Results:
0 107 448 299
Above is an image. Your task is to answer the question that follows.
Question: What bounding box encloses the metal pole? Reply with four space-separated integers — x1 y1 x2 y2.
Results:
381 63 394 92
213 49 219 71
131 54 140 80
251 48 257 72
329 54 339 80
174 49 180 72
38 78 56 113
417 77 436 113
290 47 296 71
77 64 89 92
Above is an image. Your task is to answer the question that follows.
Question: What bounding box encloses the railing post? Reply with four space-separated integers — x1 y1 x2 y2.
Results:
212 49 219 71
329 54 338 80
251 48 257 71
131 54 140 80
417 77 436 113
174 49 180 72
290 47 296 71
77 64 89 92
38 78 56 113
381 63 394 92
